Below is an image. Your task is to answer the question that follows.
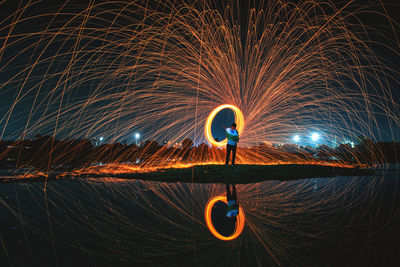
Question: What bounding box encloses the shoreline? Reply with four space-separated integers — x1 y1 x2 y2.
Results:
1 164 374 184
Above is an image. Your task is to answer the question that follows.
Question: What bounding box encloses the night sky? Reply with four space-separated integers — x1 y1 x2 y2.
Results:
0 0 399 144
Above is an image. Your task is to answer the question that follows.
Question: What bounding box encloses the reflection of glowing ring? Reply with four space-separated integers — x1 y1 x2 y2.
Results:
205 104 244 147
205 195 245 241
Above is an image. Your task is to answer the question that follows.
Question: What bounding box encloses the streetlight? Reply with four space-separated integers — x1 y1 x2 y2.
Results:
96 136 104 146
311 132 320 148
135 133 140 145
292 135 300 147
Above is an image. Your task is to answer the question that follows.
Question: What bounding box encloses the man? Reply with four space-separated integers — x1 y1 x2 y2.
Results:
225 123 239 165
226 184 239 218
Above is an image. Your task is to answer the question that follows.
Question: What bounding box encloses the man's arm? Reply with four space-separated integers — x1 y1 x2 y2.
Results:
226 132 239 142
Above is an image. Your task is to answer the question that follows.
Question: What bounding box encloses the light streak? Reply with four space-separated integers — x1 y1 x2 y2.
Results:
204 195 245 241
204 104 244 147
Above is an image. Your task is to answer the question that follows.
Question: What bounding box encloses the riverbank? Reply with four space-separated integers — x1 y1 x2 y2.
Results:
77 164 374 184
0 164 374 184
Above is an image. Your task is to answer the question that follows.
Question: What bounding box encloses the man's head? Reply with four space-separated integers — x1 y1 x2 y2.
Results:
231 123 237 129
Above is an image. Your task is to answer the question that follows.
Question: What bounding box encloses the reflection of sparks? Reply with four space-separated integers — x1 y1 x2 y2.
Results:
204 104 244 147
204 195 245 241
2 172 400 265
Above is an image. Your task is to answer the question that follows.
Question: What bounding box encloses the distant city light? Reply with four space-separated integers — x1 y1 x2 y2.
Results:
99 136 104 141
293 135 300 142
344 139 355 148
135 133 140 145
311 133 320 142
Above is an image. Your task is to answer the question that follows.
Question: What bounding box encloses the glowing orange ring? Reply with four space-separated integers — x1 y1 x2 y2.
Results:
205 104 244 147
205 195 245 241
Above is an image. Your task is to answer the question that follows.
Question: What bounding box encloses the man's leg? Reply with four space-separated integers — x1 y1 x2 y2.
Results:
231 145 237 165
225 145 231 165
232 184 237 201
226 184 232 200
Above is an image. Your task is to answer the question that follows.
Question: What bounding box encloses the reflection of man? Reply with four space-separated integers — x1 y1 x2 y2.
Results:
225 123 239 165
226 184 239 218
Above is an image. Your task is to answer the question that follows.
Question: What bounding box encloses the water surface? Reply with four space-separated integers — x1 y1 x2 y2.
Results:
1 167 399 266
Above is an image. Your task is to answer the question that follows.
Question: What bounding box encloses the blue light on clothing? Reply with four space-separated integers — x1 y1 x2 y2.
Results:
226 128 239 146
